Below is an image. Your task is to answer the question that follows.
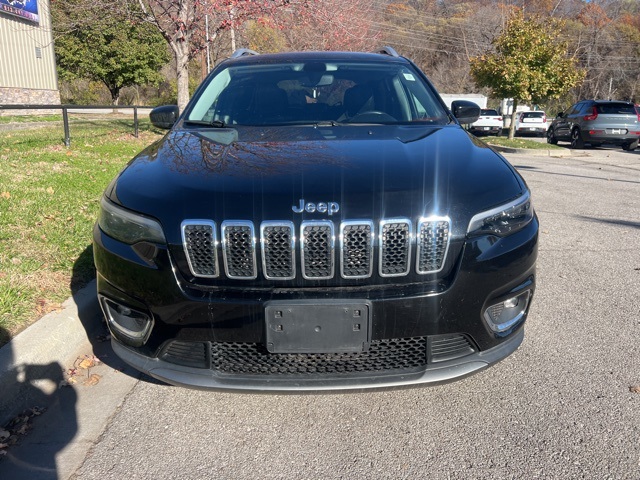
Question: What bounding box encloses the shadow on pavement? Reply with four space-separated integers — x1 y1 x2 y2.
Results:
0 325 78 480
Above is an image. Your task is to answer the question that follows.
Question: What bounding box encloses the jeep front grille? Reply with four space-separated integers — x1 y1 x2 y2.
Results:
301 221 334 279
181 221 219 278
379 219 412 277
416 218 450 274
341 221 373 278
222 221 257 279
261 222 295 280
182 217 450 281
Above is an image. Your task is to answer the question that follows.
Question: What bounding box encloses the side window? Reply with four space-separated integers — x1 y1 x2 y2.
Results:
565 103 580 116
576 102 590 115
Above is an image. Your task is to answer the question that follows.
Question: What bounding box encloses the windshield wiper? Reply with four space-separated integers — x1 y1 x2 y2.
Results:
184 119 226 128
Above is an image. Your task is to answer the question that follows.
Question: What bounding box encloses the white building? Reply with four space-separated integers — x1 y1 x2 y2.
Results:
0 0 60 108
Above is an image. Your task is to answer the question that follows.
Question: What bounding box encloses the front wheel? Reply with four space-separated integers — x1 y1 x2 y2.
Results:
546 127 558 144
570 128 584 149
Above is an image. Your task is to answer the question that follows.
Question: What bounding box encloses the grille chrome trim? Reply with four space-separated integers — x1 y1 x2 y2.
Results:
379 218 412 277
221 221 257 279
260 221 296 280
300 220 335 280
416 216 451 274
181 220 219 278
182 217 451 281
340 220 374 279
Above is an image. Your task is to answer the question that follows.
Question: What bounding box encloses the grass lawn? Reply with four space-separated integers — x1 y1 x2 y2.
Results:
0 119 162 345
485 136 563 149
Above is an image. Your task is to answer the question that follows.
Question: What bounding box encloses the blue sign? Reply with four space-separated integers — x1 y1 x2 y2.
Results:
0 0 39 24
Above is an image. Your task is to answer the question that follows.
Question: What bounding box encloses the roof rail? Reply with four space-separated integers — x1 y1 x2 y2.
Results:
231 48 260 58
374 46 400 58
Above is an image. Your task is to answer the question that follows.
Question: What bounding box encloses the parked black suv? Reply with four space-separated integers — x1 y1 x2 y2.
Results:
547 100 640 150
94 48 538 391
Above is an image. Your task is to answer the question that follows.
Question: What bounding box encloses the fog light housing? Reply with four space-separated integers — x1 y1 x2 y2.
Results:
99 296 153 346
484 290 531 333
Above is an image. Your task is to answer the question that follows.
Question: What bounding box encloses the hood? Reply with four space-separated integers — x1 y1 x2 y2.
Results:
111 125 525 244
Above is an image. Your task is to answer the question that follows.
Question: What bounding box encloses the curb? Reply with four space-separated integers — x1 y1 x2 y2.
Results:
487 144 573 157
0 280 101 426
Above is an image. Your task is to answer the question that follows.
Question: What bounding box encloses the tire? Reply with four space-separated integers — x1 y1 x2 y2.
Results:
570 128 584 149
622 140 638 151
546 127 558 145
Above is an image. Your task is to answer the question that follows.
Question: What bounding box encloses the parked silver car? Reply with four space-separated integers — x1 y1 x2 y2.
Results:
547 100 640 150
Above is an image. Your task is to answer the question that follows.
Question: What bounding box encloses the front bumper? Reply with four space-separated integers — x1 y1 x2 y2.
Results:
94 216 538 391
111 327 524 392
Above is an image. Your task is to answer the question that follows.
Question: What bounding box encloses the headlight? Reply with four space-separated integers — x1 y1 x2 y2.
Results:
98 197 166 244
467 191 533 237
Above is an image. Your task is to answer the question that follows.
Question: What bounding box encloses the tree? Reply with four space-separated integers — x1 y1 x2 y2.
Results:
271 0 380 52
121 0 288 113
470 14 585 139
52 2 169 106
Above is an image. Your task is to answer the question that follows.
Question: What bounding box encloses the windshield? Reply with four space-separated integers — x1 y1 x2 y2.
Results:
186 60 450 126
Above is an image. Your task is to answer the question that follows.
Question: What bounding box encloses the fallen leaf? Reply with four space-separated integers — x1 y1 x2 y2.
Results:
630 385 640 394
83 374 102 386
46 187 54 195
77 357 95 370
0 191 9 199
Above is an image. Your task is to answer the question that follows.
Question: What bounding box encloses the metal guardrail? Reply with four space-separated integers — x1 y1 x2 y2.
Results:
0 104 151 147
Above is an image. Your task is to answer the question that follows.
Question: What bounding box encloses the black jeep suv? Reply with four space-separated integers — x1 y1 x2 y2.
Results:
94 47 538 391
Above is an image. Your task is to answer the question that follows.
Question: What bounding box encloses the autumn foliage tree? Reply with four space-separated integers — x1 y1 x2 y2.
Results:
470 14 585 139
112 0 289 113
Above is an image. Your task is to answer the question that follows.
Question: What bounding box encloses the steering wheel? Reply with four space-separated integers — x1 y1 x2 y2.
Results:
348 111 397 123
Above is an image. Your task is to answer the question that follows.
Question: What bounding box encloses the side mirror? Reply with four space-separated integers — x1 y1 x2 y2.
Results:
556 111 564 118
451 100 480 124
150 105 179 129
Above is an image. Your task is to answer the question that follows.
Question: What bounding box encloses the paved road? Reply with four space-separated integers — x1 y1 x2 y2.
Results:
3 144 640 479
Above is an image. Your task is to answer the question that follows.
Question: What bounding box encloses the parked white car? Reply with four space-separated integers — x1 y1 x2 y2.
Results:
515 111 547 137
469 109 503 136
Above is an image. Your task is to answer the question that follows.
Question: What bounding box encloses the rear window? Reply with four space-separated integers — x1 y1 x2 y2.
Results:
481 109 499 115
521 112 545 119
595 103 636 115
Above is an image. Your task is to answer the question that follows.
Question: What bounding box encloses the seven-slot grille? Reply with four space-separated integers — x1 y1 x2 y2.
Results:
182 218 450 281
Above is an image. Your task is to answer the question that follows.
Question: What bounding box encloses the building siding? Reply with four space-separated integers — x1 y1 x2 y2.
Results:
0 0 58 94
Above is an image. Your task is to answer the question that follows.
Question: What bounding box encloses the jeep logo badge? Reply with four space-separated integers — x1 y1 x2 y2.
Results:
292 199 340 216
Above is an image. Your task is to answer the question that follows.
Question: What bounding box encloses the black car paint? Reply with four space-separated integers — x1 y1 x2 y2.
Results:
94 51 538 390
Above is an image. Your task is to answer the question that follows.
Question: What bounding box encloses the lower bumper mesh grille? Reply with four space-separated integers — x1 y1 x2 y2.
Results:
211 337 428 375
160 335 476 375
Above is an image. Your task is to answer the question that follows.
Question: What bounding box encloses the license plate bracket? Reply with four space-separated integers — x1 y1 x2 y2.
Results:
265 301 371 353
